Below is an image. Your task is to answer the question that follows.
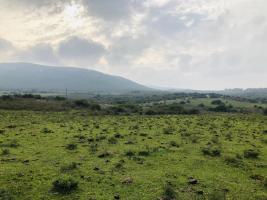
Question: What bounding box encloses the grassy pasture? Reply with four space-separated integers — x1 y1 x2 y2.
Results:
0 110 266 200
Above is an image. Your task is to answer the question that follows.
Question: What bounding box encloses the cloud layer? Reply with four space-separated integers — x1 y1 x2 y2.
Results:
0 0 266 89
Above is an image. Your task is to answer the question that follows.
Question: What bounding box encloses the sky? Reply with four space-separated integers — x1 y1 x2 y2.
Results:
0 0 266 90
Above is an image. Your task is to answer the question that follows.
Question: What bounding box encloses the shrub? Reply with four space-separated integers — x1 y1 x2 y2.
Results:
6 125 16 129
125 150 135 157
89 103 101 111
98 151 112 158
169 141 179 147
89 144 98 153
74 99 89 108
212 105 229 112
54 96 66 101
187 108 200 114
208 190 226 200
113 160 125 171
108 137 118 144
96 135 106 141
145 110 157 115
264 179 267 188
42 128 54 134
202 146 221 157
211 99 224 105
60 162 78 172
198 103 205 107
114 133 123 138
74 134 86 142
66 143 77 150
0 189 13 200
1 149 10 155
211 136 220 144
190 135 199 143
163 127 174 135
52 176 78 194
8 140 19 148
1 95 13 100
138 150 150 156
161 183 178 200
224 155 243 167
244 149 259 159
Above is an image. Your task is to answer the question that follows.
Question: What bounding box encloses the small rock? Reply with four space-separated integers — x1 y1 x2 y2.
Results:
188 177 198 185
122 177 133 184
114 194 120 199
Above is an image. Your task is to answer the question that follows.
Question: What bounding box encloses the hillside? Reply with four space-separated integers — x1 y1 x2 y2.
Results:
0 63 149 93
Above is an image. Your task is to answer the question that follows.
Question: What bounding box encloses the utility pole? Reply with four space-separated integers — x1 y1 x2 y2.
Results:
65 88 68 99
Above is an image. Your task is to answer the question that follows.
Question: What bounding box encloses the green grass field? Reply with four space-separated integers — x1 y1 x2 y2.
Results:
0 110 267 200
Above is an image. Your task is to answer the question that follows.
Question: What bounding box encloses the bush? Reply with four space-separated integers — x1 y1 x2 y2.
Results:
208 190 226 200
125 150 135 157
1 95 13 100
212 105 229 112
42 128 54 134
163 127 174 135
161 183 178 200
224 155 243 167
144 110 155 115
169 141 179 147
263 108 267 115
98 151 112 158
138 150 150 156
108 137 118 144
54 96 66 101
0 189 13 200
1 149 10 155
202 146 221 157
66 143 77 150
52 176 78 194
187 108 200 114
264 179 267 188
211 99 224 105
60 162 78 172
198 103 205 107
74 100 89 108
89 103 101 111
8 140 19 148
114 133 123 138
244 149 259 159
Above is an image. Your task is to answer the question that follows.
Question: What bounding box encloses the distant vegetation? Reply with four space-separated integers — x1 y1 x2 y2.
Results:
0 92 266 115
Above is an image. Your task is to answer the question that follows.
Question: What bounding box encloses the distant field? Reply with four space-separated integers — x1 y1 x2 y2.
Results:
0 111 266 199
155 97 267 110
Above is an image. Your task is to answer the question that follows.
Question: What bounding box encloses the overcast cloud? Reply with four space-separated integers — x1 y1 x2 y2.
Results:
0 0 266 89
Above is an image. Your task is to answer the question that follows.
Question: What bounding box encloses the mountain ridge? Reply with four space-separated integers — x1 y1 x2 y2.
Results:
0 62 150 93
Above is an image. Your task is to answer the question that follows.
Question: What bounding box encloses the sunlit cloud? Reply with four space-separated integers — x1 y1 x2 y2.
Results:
0 0 266 89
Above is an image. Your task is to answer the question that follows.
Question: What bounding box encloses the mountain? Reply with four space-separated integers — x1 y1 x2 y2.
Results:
0 63 150 93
